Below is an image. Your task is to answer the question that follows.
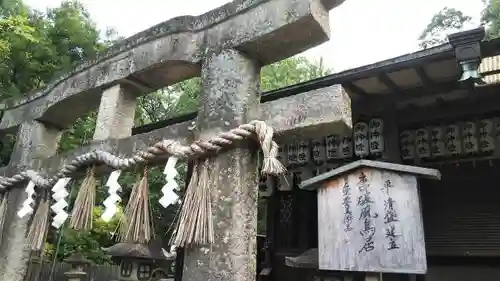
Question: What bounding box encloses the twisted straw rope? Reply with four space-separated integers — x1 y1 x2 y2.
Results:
0 120 285 190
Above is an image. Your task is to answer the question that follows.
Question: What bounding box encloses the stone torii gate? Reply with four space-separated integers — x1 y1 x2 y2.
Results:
0 0 350 280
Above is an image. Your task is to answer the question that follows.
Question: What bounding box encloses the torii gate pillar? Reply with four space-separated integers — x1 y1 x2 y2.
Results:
182 0 347 281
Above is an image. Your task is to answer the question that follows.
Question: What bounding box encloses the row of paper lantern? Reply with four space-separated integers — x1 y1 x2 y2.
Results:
277 118 385 167
259 164 339 196
17 157 181 229
400 119 498 161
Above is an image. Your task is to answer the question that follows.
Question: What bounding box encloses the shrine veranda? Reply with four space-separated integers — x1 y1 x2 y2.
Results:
0 1 500 281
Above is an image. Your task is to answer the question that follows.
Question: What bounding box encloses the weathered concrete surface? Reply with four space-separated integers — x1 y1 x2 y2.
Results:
0 121 62 281
263 84 351 140
181 49 260 281
93 83 138 140
0 0 345 131
0 85 351 182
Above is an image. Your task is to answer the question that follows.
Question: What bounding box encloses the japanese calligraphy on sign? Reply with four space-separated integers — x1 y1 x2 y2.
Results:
317 167 427 274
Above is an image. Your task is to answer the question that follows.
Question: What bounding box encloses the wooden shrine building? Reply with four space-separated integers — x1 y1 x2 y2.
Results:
257 27 500 281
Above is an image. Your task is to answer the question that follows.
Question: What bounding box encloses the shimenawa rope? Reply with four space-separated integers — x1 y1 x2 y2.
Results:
0 120 285 190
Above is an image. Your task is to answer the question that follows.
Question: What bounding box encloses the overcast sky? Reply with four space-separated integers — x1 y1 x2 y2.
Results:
25 0 484 72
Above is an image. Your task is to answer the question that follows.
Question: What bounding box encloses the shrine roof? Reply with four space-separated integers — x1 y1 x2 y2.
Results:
263 35 500 103
299 160 441 191
133 30 500 136
105 241 171 261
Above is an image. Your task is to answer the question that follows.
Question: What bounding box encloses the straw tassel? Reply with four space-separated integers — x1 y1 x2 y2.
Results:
0 192 8 243
69 167 96 231
171 158 214 247
118 168 152 244
26 193 50 251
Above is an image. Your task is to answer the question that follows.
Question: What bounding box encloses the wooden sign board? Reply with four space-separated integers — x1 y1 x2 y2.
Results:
305 160 441 274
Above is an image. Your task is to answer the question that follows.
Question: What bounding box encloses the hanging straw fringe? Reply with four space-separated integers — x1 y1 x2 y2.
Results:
0 192 8 243
170 122 286 247
26 193 50 251
170 122 286 248
170 158 213 247
118 168 152 244
69 167 96 231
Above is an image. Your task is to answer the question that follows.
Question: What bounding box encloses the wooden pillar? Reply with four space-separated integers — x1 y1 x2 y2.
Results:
381 108 401 163
0 121 62 281
259 184 278 281
379 108 402 281
181 49 260 281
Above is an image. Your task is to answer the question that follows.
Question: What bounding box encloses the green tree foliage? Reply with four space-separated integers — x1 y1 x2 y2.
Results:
0 1 104 98
418 7 472 49
419 0 500 49
0 0 332 264
482 0 500 39
45 206 123 264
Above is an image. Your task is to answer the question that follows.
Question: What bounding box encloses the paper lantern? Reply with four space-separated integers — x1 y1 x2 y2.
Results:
287 142 298 166
354 122 369 158
479 119 496 153
399 131 415 161
297 140 311 165
326 135 341 160
445 124 461 156
415 128 430 159
368 118 384 155
341 135 353 159
462 121 478 154
429 126 445 158
495 119 500 142
312 138 327 164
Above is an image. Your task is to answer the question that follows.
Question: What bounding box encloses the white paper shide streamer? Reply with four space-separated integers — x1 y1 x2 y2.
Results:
101 170 122 222
17 181 36 218
51 178 71 229
159 157 180 208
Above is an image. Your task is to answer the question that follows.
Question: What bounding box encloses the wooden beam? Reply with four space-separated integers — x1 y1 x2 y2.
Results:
343 82 368 97
356 80 461 114
377 73 400 92
414 66 434 86
395 85 500 125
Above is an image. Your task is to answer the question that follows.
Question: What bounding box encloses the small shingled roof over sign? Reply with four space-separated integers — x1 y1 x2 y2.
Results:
299 159 441 191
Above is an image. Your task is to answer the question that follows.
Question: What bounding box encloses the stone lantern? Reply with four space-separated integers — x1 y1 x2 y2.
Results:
106 239 174 281
64 253 90 281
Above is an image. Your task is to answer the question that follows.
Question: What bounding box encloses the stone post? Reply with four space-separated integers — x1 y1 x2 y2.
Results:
93 84 138 140
0 121 62 281
182 49 260 281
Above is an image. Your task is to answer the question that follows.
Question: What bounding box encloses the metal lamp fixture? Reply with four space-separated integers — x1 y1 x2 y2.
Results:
447 27 486 85
458 59 485 85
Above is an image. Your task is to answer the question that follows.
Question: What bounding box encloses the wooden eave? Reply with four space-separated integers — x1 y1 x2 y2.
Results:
300 159 441 191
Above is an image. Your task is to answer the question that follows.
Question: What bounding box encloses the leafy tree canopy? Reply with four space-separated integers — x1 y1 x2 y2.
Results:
419 0 500 49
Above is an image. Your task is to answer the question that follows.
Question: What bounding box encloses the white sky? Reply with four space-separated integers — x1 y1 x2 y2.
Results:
25 0 485 72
